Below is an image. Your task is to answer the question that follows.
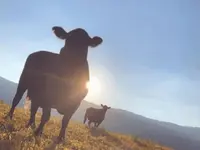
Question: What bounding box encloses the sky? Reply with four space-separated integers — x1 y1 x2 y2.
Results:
0 0 200 127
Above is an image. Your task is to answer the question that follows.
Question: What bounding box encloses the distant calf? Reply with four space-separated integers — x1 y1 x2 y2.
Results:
83 104 111 128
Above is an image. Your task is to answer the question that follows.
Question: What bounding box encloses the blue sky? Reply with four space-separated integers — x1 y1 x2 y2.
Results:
0 0 200 127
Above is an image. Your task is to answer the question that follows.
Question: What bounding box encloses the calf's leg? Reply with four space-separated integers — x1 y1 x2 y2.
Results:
96 120 103 128
88 120 92 128
34 107 51 136
95 122 98 127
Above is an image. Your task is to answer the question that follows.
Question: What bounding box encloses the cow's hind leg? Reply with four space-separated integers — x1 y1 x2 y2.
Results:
34 107 50 136
26 102 39 129
95 122 98 128
95 120 103 128
88 120 92 128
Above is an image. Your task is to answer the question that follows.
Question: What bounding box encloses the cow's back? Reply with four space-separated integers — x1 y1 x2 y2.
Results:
25 51 60 76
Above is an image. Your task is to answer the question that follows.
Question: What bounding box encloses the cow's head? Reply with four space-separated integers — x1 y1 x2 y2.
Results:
101 104 111 112
52 26 103 60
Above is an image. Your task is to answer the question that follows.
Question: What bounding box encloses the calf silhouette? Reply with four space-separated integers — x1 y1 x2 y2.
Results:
6 26 103 142
83 104 111 128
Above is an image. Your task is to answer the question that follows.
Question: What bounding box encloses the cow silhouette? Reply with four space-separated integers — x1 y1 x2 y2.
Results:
84 104 111 128
6 26 103 142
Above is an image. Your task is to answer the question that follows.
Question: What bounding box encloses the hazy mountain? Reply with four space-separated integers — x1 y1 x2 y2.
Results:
0 76 200 150
0 77 26 106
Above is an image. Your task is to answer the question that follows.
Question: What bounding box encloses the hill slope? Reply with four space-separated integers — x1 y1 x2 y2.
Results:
72 105 200 150
1 76 200 150
0 77 26 106
0 102 172 150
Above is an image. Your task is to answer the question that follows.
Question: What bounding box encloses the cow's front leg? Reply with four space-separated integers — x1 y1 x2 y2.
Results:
34 107 51 136
26 102 39 129
57 113 71 143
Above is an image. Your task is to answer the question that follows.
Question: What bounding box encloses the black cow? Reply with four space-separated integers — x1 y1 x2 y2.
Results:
6 26 103 142
83 104 111 128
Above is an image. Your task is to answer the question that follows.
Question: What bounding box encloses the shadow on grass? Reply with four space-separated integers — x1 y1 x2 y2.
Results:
0 140 14 150
44 142 57 150
44 136 67 150
89 127 109 137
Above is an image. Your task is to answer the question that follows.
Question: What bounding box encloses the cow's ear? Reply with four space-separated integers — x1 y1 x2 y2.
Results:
89 36 103 47
108 107 111 109
52 26 68 40
101 104 104 107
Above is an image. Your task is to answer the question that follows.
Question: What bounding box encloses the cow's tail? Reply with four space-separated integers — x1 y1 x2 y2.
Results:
6 63 28 119
83 109 88 124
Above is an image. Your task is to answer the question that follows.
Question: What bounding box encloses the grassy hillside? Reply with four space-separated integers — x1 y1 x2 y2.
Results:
1 76 200 150
0 101 172 150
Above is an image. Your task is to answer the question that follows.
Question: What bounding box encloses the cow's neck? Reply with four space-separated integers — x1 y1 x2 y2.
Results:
58 46 90 84
100 109 107 115
59 46 88 66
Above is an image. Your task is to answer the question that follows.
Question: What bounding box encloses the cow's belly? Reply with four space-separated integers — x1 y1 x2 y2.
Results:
88 115 104 122
28 75 88 109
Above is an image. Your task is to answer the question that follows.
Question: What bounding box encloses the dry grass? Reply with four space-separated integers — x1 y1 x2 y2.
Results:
0 101 172 150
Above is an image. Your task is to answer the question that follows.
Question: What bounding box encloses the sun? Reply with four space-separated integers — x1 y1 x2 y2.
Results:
86 76 101 96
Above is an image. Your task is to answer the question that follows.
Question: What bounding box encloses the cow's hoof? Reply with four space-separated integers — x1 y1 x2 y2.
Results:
26 123 36 129
4 114 12 120
56 136 65 144
25 123 30 128
34 129 42 137
31 124 36 129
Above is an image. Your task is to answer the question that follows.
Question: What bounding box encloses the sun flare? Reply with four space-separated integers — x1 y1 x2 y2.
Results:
86 76 101 96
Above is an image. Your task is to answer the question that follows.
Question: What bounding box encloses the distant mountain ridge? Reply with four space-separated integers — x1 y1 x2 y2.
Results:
0 76 200 150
